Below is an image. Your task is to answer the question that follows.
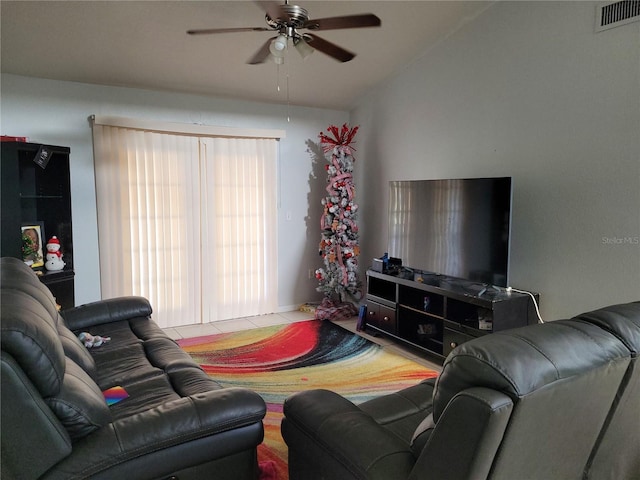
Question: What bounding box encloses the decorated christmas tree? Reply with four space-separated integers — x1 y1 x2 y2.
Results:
315 124 361 302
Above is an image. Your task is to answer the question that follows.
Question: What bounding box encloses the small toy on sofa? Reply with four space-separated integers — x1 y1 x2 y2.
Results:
78 332 111 348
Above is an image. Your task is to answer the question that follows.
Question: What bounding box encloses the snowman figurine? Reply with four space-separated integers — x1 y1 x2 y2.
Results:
45 236 65 271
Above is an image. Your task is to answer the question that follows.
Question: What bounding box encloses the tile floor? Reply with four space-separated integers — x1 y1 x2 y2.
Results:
165 310 442 372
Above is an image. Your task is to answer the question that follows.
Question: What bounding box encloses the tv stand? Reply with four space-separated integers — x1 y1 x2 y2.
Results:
365 269 539 362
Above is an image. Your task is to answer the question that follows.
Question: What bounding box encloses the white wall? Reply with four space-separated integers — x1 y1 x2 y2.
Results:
0 74 347 309
352 1 640 319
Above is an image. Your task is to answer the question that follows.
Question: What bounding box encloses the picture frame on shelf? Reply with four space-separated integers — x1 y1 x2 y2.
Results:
21 222 45 268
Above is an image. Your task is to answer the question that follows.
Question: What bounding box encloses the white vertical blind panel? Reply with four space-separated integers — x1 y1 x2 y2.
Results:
93 124 278 327
200 137 278 321
93 126 202 327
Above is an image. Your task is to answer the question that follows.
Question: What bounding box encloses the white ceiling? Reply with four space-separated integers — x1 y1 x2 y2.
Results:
1 1 491 110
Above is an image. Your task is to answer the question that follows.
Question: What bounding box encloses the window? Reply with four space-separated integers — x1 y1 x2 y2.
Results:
92 117 282 328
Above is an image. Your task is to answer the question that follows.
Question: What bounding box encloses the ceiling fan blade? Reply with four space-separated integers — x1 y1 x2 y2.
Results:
303 14 381 31
304 34 355 63
187 26 271 35
255 1 286 21
247 37 277 65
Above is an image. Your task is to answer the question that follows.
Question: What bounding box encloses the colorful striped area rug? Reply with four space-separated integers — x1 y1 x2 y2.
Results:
177 319 439 480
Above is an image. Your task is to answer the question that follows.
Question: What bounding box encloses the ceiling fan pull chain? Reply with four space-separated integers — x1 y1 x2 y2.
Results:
286 46 291 122
286 68 291 123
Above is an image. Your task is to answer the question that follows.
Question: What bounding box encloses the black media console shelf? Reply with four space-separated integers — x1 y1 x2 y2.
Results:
365 269 539 362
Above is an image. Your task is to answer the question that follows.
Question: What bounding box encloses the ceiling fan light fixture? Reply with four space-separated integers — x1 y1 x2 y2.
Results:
294 36 314 59
269 35 287 64
272 34 288 52
269 41 283 58
269 33 289 64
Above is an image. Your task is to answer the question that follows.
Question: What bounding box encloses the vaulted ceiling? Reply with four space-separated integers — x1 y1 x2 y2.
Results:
1 1 491 110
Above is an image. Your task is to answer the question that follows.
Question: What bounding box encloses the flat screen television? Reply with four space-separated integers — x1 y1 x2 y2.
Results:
387 177 512 287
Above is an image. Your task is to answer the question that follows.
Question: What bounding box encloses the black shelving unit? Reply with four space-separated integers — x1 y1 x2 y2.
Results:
366 269 539 362
1 141 75 309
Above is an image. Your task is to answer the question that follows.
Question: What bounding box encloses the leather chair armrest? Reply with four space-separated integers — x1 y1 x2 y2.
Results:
282 389 414 480
43 387 267 479
409 387 513 480
360 377 436 425
61 297 152 331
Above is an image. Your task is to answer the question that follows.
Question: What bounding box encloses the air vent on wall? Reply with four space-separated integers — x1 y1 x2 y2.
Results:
596 1 640 32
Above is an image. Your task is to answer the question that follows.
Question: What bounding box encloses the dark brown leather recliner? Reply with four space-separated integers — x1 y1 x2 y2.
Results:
282 301 640 480
1 257 267 480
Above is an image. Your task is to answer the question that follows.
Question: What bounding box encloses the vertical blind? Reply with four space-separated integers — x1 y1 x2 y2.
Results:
92 118 281 328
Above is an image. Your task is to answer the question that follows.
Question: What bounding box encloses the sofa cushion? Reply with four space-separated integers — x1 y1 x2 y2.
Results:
0 289 65 397
92 342 165 389
81 320 211 391
0 257 60 318
573 301 640 353
107 374 182 419
168 366 224 396
57 321 97 379
45 358 111 441
433 319 631 421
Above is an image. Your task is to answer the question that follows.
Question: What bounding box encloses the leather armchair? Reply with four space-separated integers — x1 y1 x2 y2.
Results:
573 302 640 480
1 257 267 480
282 301 640 480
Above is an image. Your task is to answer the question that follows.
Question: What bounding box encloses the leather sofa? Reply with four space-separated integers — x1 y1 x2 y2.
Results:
1 257 267 480
282 301 640 480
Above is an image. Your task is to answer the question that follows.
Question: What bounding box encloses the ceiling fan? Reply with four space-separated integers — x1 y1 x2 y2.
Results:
187 0 381 64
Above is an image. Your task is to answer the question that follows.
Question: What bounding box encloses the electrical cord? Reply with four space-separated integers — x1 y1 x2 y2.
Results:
507 287 544 323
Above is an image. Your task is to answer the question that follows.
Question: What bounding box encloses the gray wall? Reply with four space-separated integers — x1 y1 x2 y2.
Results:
1 74 346 310
352 1 639 319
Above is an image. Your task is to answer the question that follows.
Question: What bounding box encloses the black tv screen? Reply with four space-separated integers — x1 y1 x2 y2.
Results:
387 177 512 287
